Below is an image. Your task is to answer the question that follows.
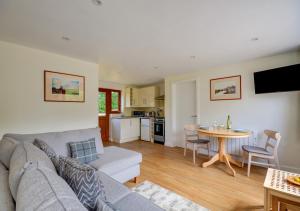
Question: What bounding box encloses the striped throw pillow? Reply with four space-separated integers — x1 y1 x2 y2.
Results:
68 138 98 164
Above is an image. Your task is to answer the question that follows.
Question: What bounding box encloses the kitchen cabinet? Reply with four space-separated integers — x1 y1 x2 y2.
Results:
125 87 140 107
111 117 140 143
131 88 140 107
125 86 159 108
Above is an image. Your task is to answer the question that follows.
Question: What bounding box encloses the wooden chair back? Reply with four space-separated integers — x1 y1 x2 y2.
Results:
264 130 281 156
184 124 199 140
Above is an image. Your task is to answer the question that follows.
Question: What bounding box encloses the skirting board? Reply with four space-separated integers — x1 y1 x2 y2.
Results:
187 146 300 174
112 137 140 144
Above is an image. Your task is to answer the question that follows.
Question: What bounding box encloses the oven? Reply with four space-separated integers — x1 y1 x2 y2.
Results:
154 117 165 144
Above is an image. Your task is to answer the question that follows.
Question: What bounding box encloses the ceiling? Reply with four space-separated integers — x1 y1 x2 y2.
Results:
0 0 299 85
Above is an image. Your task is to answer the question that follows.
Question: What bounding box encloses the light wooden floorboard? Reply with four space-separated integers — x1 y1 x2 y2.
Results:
105 140 266 211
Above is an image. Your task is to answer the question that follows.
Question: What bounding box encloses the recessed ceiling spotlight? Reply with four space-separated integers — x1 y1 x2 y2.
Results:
251 37 259 41
62 36 71 41
92 0 102 6
190 56 196 59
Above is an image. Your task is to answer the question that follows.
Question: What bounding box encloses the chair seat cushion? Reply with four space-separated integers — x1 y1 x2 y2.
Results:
242 145 271 155
187 139 209 144
89 146 142 176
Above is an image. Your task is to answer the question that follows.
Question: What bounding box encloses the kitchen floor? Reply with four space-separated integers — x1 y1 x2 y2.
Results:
104 140 267 211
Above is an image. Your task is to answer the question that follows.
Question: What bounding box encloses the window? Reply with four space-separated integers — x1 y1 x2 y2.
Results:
111 91 119 112
98 92 106 116
98 88 121 115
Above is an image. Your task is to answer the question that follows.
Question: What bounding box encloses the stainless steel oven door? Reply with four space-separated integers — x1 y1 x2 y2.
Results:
154 122 164 143
154 122 164 136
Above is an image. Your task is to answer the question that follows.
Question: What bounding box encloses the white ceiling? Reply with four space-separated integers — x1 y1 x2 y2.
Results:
0 0 299 85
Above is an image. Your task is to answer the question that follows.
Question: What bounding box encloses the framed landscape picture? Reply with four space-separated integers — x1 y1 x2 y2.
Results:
44 70 85 102
210 75 241 101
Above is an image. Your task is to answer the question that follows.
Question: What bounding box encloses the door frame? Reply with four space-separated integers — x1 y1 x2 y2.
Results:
98 88 121 142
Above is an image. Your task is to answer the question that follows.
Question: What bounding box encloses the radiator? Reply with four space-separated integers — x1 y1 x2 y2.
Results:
198 132 257 158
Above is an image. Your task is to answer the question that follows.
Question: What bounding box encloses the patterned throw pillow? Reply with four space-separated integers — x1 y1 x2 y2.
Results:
58 156 106 211
33 139 59 169
68 138 98 164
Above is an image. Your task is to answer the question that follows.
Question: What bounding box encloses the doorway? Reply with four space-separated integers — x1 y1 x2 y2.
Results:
98 88 121 142
174 80 197 147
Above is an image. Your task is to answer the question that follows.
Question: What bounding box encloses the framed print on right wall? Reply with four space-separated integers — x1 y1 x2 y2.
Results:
210 75 241 101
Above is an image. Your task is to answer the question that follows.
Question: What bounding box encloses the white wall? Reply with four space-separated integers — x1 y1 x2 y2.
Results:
0 41 99 138
165 51 300 172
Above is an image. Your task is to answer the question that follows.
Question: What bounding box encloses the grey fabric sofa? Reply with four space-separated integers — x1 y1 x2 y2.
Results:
0 128 163 211
4 128 141 183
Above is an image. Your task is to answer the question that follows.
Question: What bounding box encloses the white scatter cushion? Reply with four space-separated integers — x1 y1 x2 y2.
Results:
0 162 15 211
0 137 19 169
9 142 56 200
16 161 87 211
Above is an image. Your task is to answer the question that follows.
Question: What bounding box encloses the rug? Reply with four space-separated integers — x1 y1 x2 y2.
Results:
132 180 210 211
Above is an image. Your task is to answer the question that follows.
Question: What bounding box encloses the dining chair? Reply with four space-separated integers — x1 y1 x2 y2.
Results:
242 130 281 177
184 124 210 165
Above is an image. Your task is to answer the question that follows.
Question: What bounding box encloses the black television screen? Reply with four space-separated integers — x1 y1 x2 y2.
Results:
254 64 300 94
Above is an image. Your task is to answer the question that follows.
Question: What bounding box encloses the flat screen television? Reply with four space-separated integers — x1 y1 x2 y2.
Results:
254 63 300 94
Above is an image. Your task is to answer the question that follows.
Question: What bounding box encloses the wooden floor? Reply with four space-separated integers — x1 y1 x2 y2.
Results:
105 140 267 211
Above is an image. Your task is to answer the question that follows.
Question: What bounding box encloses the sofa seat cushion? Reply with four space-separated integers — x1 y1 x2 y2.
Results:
96 171 131 204
4 128 104 157
89 146 142 176
16 161 87 211
0 162 15 211
113 192 163 211
9 142 56 200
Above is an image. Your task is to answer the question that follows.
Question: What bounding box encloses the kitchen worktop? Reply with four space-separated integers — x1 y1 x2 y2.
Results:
111 116 161 119
111 116 141 119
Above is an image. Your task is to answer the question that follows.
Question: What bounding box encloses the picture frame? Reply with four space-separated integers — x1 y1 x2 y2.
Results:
210 75 241 101
44 70 85 102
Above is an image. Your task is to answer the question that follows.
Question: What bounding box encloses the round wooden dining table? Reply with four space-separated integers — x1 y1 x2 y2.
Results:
197 128 251 176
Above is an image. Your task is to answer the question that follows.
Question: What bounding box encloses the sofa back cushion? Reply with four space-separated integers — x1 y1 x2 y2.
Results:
9 142 56 200
0 162 15 211
16 161 87 211
3 128 104 157
0 137 19 169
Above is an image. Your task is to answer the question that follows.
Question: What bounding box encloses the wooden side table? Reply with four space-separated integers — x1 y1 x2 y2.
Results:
264 168 300 211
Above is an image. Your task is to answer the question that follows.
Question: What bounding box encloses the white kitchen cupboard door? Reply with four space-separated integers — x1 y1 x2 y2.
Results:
120 119 131 139
141 118 150 141
141 126 150 141
125 88 131 108
124 86 159 108
139 87 147 107
111 118 141 143
132 88 140 107
130 118 140 137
